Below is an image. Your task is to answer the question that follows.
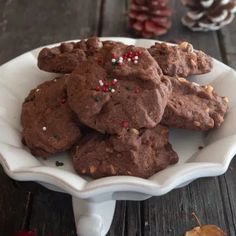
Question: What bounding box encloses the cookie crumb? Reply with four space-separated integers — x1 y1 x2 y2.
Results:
223 97 229 103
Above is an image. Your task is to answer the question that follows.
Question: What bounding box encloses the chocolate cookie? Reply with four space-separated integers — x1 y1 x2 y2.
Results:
162 77 229 130
21 76 81 157
38 37 103 73
148 41 213 77
72 125 178 179
67 44 172 134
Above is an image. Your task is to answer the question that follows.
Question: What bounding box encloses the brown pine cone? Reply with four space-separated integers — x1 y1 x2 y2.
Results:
181 0 236 31
128 0 172 38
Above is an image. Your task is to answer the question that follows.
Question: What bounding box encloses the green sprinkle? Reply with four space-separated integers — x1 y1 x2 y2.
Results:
108 87 112 92
94 96 100 102
53 134 60 140
55 161 64 167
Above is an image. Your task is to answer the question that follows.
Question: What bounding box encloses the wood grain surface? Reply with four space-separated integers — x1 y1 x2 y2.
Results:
0 0 235 235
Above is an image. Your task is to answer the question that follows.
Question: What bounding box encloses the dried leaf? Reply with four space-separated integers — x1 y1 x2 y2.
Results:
185 224 226 236
185 213 227 236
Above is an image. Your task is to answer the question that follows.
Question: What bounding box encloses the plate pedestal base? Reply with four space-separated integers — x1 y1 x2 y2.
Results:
72 197 116 236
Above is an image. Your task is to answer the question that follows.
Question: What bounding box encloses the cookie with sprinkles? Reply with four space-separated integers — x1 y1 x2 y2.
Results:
97 42 163 81
21 75 81 157
38 37 103 73
67 44 172 134
72 125 178 179
161 77 229 130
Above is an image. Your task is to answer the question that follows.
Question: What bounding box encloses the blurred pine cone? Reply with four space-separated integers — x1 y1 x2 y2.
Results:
182 0 236 31
128 0 172 38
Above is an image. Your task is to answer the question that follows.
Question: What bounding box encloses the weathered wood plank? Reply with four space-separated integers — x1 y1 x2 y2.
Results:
28 187 77 236
218 17 236 68
100 0 129 37
143 178 230 236
107 201 126 236
0 167 30 236
126 201 142 236
0 0 102 65
218 165 236 236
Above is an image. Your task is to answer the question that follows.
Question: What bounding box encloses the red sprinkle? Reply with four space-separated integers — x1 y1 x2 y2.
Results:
61 98 66 104
96 58 103 64
111 80 116 85
134 87 140 94
95 86 101 91
103 87 108 93
104 81 109 87
111 53 117 58
117 61 123 66
121 121 129 128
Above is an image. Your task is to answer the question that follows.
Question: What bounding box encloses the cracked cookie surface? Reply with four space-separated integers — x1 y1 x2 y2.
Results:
148 42 213 77
72 125 178 179
161 77 228 130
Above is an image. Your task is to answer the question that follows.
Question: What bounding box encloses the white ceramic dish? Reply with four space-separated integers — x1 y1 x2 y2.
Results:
0 37 236 236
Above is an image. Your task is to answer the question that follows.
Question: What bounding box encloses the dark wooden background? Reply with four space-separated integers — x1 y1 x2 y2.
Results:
0 0 236 235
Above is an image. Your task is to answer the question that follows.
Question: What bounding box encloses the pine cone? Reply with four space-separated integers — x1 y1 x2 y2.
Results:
128 0 172 38
181 0 236 31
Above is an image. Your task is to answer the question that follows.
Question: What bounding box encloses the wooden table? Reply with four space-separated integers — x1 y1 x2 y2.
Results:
0 1 235 235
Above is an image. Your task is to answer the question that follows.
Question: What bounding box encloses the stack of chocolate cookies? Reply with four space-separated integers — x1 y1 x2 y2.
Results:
21 37 228 179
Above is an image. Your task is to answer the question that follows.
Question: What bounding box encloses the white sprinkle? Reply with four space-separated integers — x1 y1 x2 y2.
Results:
42 126 47 131
111 58 116 63
119 57 123 61
36 89 40 92
111 89 115 93
134 60 138 64
128 58 131 62
134 56 139 60
54 79 57 82
113 79 117 83
99 80 104 86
